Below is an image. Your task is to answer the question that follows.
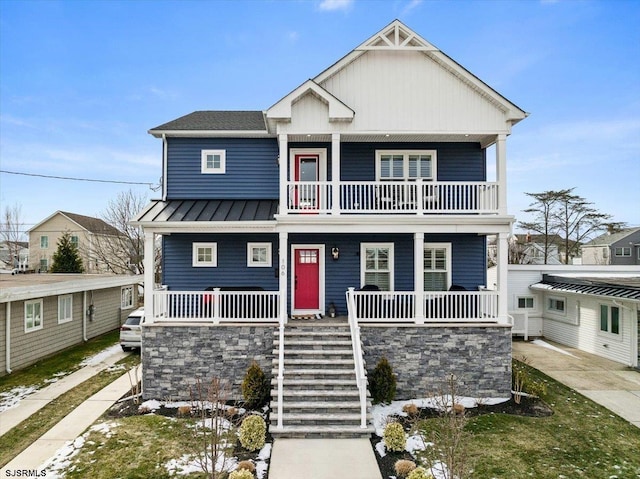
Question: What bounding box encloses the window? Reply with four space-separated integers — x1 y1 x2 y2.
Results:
25 299 43 332
517 296 535 309
361 243 393 291
39 259 48 272
201 150 226 174
547 296 565 314
193 242 217 267
600 304 620 335
58 295 73 323
247 242 272 267
423 243 451 291
121 286 134 309
376 150 436 181
614 247 631 257
637 248 640 260
40 236 48 248
71 235 79 248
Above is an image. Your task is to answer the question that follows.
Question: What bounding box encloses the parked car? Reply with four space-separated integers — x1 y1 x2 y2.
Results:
120 308 144 351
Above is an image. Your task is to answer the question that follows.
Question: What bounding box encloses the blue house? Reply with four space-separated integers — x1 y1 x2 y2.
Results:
133 20 527 437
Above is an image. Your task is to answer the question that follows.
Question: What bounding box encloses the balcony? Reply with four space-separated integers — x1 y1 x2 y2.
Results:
285 180 499 215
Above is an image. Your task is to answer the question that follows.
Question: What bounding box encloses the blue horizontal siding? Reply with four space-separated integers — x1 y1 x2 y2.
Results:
166 138 279 199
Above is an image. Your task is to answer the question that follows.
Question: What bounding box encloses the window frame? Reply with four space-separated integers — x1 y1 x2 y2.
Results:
25 299 43 332
423 242 452 291
121 286 134 310
58 294 73 324
614 247 631 257
517 296 535 309
40 235 48 249
599 304 621 336
547 295 566 315
360 242 394 291
192 242 218 267
70 235 79 248
247 242 272 268
201 149 226 174
375 150 437 181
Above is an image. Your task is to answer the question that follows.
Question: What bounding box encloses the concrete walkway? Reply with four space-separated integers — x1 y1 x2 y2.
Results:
269 438 382 479
513 339 640 428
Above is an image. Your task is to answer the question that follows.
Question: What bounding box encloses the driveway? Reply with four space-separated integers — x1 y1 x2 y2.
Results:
513 338 640 428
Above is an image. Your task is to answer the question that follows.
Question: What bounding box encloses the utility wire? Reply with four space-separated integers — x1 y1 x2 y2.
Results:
0 169 159 189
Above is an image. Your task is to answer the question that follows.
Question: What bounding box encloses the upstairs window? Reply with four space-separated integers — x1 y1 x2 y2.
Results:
424 243 451 291
71 235 79 248
600 304 620 335
614 247 631 257
201 150 226 174
40 236 49 248
193 242 217 267
376 150 436 181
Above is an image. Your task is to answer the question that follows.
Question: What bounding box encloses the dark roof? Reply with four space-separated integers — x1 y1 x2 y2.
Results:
584 227 640 247
150 111 267 132
135 200 278 223
531 274 640 301
61 212 123 236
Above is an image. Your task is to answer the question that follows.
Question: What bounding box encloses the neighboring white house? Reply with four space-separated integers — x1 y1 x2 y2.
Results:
581 227 640 265
488 265 640 368
0 241 29 272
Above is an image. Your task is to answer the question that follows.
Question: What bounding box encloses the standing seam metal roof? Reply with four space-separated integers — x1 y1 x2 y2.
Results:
531 274 640 301
135 200 278 223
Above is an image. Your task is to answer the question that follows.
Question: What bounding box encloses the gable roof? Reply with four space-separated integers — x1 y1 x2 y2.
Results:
28 211 123 237
149 111 268 137
267 80 355 122
583 227 640 247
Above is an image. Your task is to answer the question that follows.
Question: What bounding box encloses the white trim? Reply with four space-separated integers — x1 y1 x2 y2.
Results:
375 150 437 181
289 148 328 182
423 242 452 291
291 244 325 315
58 294 73 324
547 295 566 315
192 242 218 267
598 303 622 337
121 285 134 310
360 242 394 291
614 247 631 257
247 242 272 268
25 298 43 332
201 149 226 174
516 296 535 310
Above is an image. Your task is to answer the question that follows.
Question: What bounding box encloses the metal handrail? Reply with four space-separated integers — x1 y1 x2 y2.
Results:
346 287 368 428
276 300 285 429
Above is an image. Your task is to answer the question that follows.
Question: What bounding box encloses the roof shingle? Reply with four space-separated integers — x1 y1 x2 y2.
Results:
150 111 267 132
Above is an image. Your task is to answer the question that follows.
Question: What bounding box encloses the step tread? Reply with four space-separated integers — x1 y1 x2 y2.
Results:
270 378 357 385
277 358 354 364
270 389 360 397
269 425 375 433
272 349 354 355
272 368 356 375
271 400 366 408
268 412 366 421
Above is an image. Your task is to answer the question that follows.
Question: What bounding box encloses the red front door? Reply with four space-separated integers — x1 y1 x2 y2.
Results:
294 248 320 310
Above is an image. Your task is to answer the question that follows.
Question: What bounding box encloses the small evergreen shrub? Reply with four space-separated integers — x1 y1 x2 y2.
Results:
229 469 254 479
394 459 417 477
370 356 397 404
241 361 269 409
407 466 433 479
236 460 256 473
383 422 406 452
239 415 266 451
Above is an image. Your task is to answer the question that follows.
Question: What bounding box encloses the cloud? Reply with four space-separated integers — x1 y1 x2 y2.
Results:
318 0 353 12
401 0 423 16
287 31 299 42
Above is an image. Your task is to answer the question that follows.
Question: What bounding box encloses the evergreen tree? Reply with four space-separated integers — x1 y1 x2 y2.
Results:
50 232 84 273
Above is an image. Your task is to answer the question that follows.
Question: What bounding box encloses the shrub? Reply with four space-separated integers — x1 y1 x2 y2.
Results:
407 466 433 479
370 356 397 404
236 460 256 473
242 361 269 409
383 422 406 452
512 357 547 404
394 459 417 477
239 415 266 451
402 403 419 416
229 469 254 479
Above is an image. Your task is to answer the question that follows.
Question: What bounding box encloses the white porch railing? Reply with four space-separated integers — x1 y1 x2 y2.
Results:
346 288 369 429
347 289 499 323
285 181 499 214
152 289 280 323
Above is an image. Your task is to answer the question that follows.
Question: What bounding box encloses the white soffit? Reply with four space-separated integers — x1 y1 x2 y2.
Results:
267 80 354 122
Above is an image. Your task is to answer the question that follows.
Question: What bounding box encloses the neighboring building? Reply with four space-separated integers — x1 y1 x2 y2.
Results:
28 211 128 274
0 273 142 375
0 241 29 272
581 227 640 265
488 234 563 265
133 20 527 436
488 265 640 368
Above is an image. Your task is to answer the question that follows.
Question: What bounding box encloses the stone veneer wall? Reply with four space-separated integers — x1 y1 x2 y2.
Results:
142 324 275 400
361 324 512 399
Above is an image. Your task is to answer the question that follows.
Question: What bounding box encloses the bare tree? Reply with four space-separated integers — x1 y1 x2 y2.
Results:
1 203 26 268
519 190 564 264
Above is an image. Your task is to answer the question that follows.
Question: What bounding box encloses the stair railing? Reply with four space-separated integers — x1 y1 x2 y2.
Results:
276 317 285 429
346 287 368 428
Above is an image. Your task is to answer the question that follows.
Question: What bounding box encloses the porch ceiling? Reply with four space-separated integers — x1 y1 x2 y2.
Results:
286 132 501 147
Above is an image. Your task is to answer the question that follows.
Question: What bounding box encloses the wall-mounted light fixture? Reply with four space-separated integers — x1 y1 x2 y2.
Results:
331 246 340 260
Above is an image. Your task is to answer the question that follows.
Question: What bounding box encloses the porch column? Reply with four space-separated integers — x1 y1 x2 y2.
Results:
143 230 155 324
496 134 507 215
331 133 341 215
414 232 425 324
497 232 509 325
279 232 289 324
279 134 288 215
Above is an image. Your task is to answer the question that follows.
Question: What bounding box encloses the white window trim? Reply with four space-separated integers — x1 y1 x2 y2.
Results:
614 247 631 257
201 149 226 174
247 242 272 267
423 242 452 291
58 294 73 324
517 296 535 310
360 242 394 291
40 235 48 249
25 298 43 333
547 295 566 315
375 150 437 181
598 303 622 338
192 242 218 267
121 286 134 310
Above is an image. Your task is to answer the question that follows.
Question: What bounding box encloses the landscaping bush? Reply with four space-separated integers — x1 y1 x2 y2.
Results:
394 458 417 477
236 460 256 473
407 466 434 479
229 469 254 479
370 356 397 404
512 357 547 404
402 403 419 416
383 422 406 452
241 361 269 409
238 415 266 451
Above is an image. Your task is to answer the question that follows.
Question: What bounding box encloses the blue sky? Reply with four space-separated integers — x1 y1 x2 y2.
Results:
1 0 639 235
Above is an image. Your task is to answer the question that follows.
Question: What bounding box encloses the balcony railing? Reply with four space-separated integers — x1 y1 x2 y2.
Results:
285 180 499 214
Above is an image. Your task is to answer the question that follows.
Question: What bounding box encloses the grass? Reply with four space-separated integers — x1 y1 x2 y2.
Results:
416 362 640 479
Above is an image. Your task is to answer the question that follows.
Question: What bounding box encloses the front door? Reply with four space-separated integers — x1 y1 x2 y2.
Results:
293 247 321 313
295 154 319 209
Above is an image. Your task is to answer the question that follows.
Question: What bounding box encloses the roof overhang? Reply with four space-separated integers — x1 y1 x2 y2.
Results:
148 130 272 139
529 274 640 303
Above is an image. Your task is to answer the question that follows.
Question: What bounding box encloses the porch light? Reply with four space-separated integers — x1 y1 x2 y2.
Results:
331 246 340 260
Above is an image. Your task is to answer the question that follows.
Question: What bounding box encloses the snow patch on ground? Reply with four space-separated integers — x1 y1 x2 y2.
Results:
0 385 39 413
531 339 579 358
80 344 123 367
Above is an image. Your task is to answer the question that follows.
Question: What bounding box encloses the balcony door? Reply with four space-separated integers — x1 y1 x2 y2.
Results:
295 154 319 209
